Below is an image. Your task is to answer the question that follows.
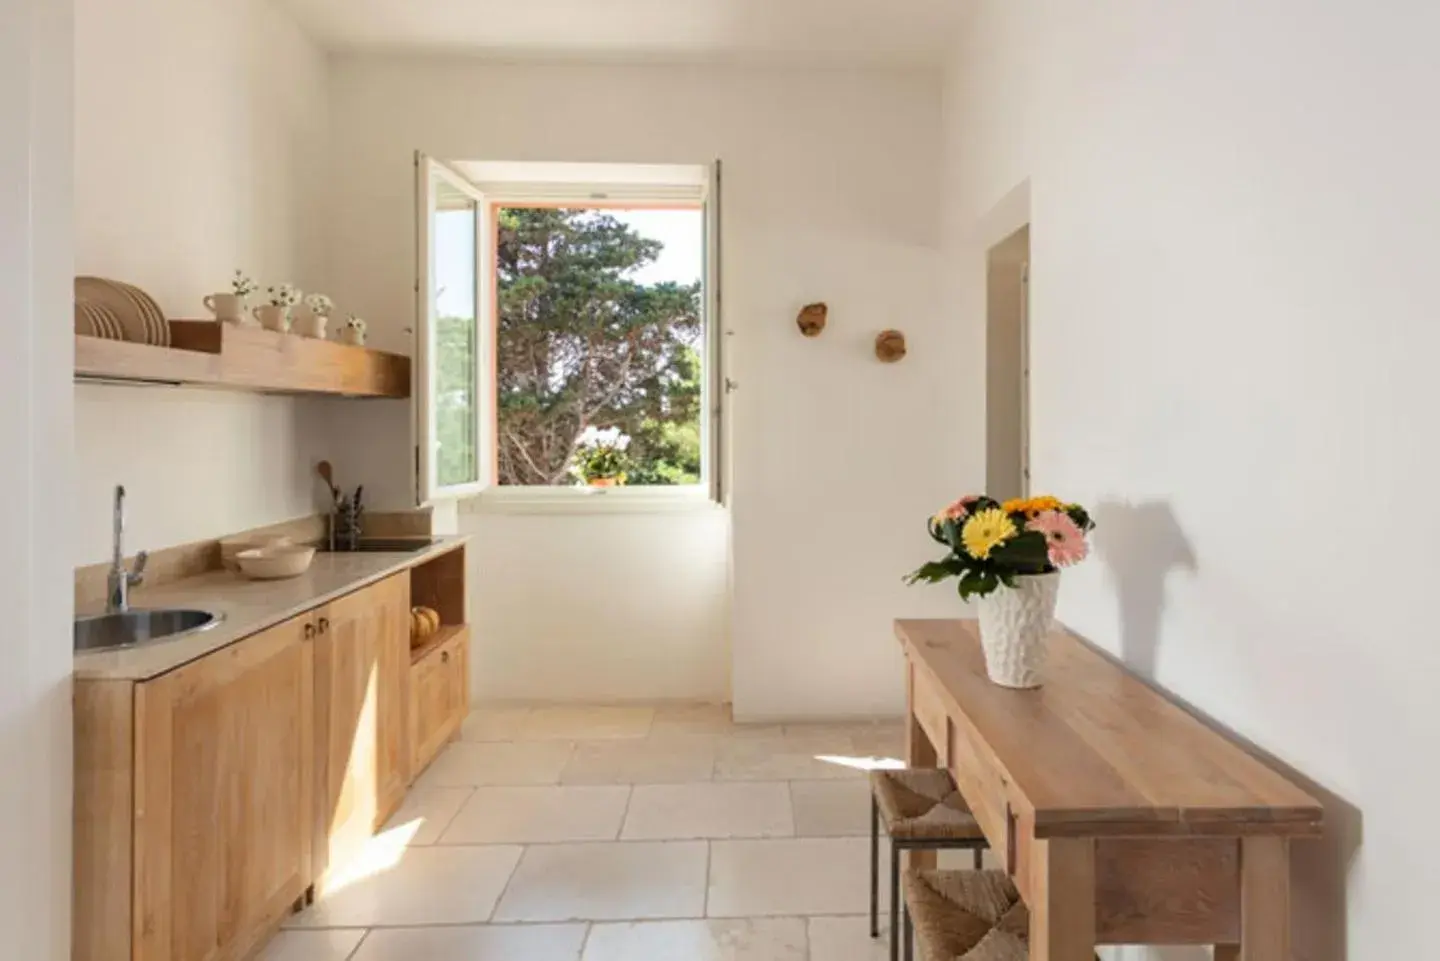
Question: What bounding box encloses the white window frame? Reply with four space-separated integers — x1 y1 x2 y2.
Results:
415 153 493 504
415 159 725 512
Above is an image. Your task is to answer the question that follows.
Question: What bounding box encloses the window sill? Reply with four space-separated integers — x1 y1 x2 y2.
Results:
459 488 724 516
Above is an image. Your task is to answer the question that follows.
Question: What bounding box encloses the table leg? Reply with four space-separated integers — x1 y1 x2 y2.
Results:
1237 837 1291 961
904 668 938 870
1215 947 1240 961
1029 837 1096 961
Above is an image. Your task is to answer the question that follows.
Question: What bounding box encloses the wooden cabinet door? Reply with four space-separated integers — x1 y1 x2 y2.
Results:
132 616 313 961
312 573 410 885
410 627 470 776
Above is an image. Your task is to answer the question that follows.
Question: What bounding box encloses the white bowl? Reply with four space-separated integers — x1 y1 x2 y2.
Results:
221 534 294 572
236 545 315 580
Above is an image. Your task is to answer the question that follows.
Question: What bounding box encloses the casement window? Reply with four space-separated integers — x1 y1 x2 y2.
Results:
415 158 726 510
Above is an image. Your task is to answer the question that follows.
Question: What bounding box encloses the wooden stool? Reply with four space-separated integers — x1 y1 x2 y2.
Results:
900 868 1027 961
870 769 988 961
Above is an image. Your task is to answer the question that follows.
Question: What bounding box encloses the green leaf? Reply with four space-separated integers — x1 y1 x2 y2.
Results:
991 530 1051 574
905 557 963 586
1066 504 1095 532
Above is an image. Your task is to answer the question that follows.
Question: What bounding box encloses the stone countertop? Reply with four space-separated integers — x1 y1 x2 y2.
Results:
74 536 468 681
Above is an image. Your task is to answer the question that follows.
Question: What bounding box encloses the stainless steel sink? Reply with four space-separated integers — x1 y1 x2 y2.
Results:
318 538 439 553
74 608 223 653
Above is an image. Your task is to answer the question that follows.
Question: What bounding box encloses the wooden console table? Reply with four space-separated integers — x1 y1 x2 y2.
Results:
896 619 1321 961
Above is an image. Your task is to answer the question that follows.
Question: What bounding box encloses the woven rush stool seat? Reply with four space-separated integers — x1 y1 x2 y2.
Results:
902 869 1027 961
873 769 988 841
869 769 989 961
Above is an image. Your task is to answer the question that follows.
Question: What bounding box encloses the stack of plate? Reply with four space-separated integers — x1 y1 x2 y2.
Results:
74 300 125 339
74 277 170 346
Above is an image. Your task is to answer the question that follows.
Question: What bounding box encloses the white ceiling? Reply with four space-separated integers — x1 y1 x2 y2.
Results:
277 0 964 64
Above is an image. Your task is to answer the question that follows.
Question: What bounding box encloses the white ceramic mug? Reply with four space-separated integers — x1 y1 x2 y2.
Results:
252 304 290 332
203 292 244 323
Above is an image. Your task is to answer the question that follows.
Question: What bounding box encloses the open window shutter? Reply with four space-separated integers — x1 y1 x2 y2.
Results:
414 152 494 504
705 159 730 505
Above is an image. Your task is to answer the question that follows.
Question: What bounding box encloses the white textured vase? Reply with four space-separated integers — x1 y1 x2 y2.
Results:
975 572 1061 689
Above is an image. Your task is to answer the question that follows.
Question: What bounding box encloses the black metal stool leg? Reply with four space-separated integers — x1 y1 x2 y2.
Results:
973 845 983 870
869 796 880 938
889 842 901 961
903 899 914 961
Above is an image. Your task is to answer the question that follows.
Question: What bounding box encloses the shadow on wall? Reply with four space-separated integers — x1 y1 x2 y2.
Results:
1090 500 1360 961
1092 500 1197 681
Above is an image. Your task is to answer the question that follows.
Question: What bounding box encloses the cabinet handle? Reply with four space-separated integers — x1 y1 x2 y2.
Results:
318 617 330 635
1005 802 1017 875
304 623 316 640
440 650 450 664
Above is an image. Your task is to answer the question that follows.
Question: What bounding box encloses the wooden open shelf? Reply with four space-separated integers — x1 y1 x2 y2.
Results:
409 624 466 666
75 320 410 398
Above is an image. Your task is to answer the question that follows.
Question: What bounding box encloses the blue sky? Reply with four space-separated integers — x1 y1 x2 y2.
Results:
435 207 702 319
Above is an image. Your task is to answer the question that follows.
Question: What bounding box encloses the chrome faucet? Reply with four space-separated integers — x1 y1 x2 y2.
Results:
107 485 148 614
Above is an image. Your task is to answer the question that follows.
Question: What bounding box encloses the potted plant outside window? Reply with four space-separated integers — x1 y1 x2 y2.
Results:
570 427 632 487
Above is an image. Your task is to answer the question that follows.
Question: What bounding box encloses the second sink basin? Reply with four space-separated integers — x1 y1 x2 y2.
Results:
75 608 223 653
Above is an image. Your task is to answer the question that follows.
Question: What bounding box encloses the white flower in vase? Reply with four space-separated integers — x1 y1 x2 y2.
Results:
341 315 368 346
293 293 334 339
268 283 302 309
231 270 259 299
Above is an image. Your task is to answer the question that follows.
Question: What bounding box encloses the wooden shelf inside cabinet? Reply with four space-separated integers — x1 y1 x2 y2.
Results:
74 320 410 398
409 624 466 666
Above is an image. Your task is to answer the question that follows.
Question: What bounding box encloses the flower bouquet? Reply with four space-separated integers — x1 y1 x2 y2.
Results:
906 495 1095 688
570 426 632 487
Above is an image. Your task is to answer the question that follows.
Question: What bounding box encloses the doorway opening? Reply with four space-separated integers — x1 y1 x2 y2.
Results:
986 224 1030 501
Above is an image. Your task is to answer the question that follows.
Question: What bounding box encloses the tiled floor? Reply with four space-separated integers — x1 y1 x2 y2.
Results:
271 703 915 960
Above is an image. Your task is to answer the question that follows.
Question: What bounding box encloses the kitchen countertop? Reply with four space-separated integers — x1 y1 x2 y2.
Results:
74 536 469 681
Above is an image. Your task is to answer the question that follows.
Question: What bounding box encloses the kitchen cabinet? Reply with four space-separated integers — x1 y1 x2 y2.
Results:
73 543 470 961
410 625 470 775
132 614 314 961
311 573 411 885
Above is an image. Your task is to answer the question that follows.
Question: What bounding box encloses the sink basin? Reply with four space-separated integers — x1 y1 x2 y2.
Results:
318 538 439 553
74 608 223 653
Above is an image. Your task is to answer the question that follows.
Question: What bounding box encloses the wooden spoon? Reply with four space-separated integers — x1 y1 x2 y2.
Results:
316 461 340 503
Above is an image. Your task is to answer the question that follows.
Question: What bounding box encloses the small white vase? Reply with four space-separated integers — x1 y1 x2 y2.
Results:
975 572 1061 689
252 304 290 332
203 292 246 324
291 307 328 339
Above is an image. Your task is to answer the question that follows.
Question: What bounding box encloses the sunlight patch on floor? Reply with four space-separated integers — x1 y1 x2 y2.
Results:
321 817 422 895
814 753 905 772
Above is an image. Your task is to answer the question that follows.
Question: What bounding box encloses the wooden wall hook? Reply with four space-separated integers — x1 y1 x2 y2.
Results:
797 303 828 337
875 329 907 363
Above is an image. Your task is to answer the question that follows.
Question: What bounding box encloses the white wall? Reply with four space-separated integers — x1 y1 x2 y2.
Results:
72 0 332 563
468 510 731 702
326 59 968 711
945 3 1438 958
0 0 74 956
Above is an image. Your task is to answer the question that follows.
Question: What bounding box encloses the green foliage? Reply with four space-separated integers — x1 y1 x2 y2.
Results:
435 313 478 487
494 208 702 486
572 445 630 483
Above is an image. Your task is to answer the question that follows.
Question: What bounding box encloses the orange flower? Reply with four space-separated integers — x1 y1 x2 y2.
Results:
1002 495 1063 517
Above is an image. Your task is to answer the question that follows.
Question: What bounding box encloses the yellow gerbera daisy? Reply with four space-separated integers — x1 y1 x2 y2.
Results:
962 508 1018 559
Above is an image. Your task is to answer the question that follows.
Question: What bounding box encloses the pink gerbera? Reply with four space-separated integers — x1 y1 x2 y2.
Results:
934 495 981 524
1027 510 1089 567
